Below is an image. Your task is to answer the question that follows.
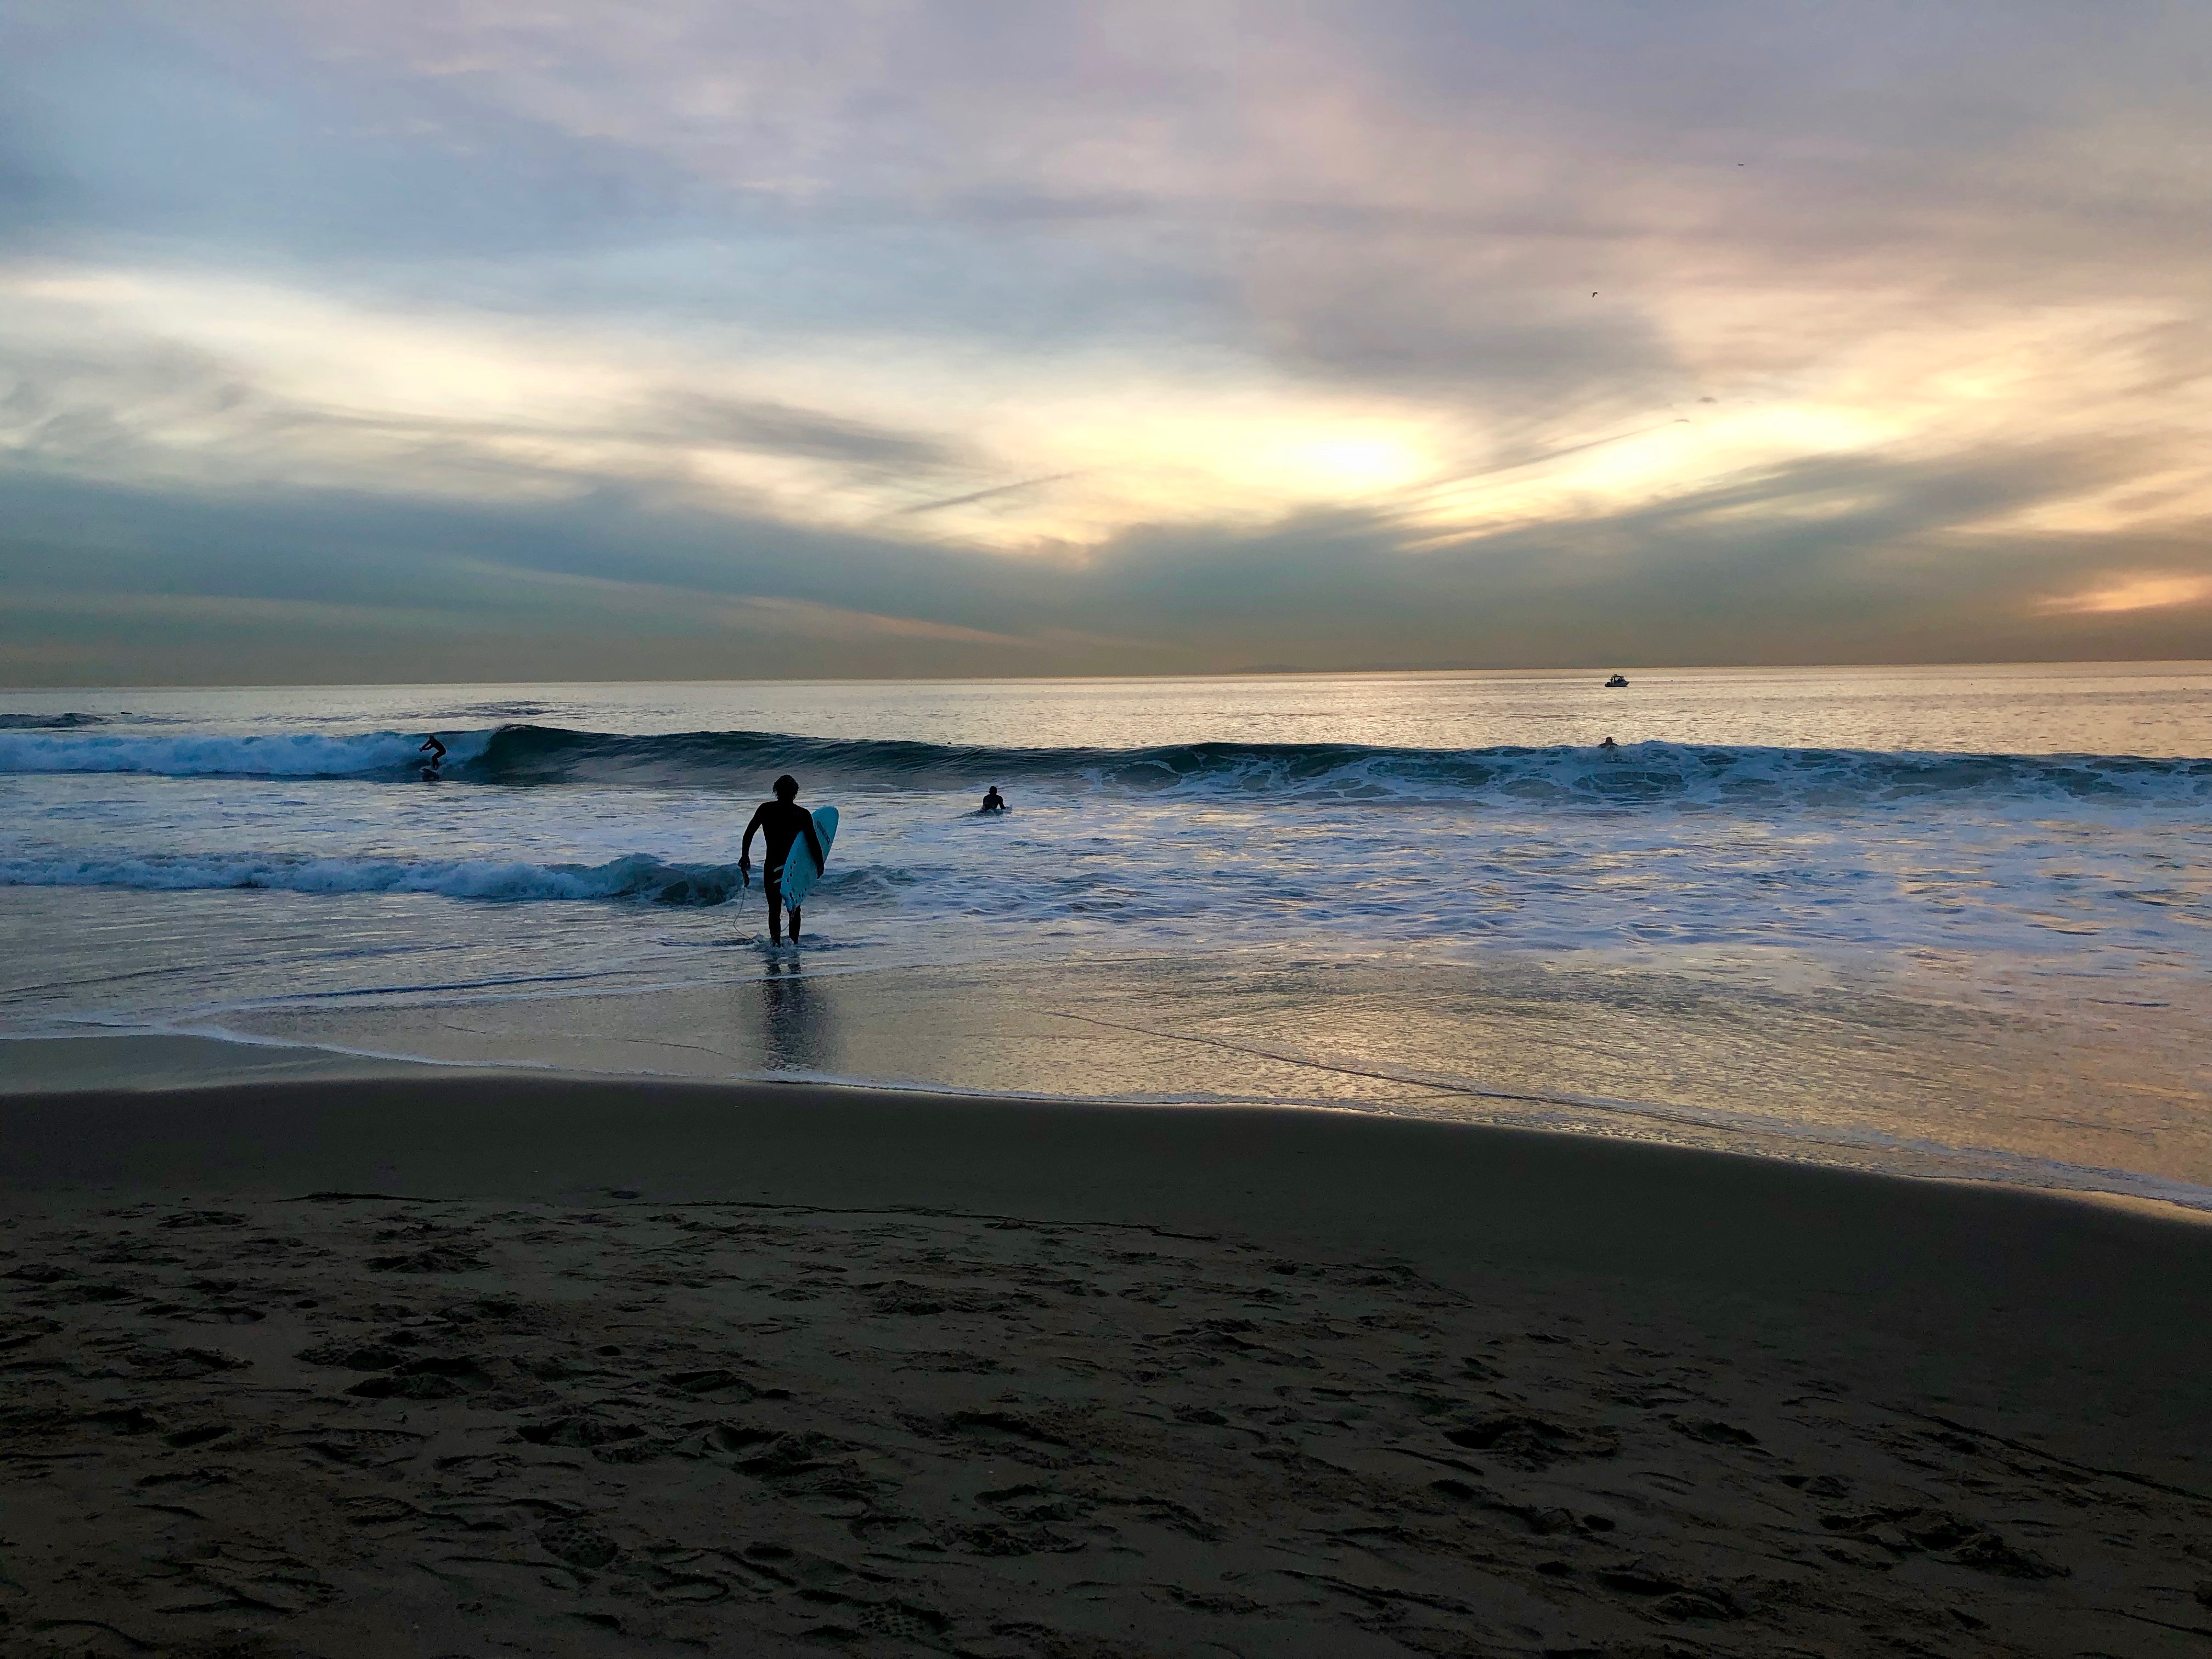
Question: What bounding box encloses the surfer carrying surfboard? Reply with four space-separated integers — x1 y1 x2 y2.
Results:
740 774 829 945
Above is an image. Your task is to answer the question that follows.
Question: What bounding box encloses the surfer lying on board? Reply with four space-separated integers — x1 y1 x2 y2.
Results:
741 774 827 945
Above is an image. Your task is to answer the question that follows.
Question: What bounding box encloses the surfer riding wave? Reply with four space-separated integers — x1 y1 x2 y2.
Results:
741 773 827 944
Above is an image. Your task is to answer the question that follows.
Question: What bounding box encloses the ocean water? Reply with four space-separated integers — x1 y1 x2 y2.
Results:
3 664 2208 1208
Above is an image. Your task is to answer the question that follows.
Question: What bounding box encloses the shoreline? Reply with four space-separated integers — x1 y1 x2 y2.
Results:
7 1058 2212 1651
10 1062 2211 1335
10 1029 2212 1226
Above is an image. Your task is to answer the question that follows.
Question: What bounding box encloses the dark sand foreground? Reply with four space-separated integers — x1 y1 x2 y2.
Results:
4 1059 2212 1657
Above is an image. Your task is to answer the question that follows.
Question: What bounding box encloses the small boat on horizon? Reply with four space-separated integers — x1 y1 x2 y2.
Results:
1604 673 1629 687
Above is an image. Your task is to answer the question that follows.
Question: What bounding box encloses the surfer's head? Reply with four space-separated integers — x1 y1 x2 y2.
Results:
773 774 799 800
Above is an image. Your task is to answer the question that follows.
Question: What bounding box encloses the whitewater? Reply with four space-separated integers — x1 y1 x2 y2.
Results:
3 665 2208 1210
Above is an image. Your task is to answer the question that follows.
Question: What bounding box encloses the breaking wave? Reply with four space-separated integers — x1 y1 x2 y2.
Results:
0 729 489 777
0 850 803 906
4 721 2208 807
1 712 119 730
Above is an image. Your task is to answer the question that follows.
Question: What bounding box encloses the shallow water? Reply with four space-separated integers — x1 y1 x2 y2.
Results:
3 664 2208 1206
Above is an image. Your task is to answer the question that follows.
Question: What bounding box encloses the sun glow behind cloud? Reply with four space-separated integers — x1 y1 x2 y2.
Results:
1 261 1472 548
11 258 2205 571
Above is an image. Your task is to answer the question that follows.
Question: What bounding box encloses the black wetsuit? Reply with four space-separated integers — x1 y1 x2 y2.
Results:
742 799 826 939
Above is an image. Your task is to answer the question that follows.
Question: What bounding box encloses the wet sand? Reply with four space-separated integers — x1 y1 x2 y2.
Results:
4 1050 2211 1656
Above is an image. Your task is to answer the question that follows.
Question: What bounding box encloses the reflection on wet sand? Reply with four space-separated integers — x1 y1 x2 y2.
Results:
171 953 2212 1212
760 956 837 1076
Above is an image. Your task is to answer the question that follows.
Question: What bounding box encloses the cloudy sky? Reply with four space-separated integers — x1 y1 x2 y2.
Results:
3 1 2208 684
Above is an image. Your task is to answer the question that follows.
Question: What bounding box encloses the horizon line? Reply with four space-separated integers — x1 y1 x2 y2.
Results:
5 656 2211 696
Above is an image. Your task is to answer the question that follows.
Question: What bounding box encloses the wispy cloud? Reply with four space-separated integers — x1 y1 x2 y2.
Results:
894 473 1081 518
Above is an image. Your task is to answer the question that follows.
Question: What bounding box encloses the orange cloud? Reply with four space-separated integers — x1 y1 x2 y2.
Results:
2035 573 2212 616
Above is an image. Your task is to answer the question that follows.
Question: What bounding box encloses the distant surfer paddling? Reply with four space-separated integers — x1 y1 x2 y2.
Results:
418 734 446 781
741 774 828 945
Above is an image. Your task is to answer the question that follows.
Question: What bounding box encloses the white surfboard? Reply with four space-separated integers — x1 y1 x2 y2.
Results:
776 806 837 909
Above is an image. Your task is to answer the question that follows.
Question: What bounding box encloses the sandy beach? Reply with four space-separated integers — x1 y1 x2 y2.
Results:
4 1042 2211 1657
